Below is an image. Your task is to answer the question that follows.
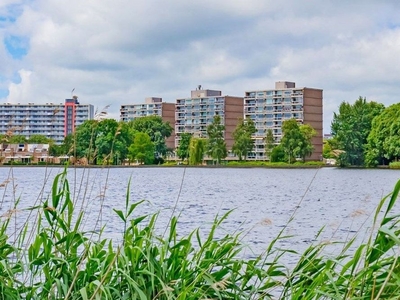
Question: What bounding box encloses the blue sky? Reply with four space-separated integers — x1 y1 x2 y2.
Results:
1 0 400 133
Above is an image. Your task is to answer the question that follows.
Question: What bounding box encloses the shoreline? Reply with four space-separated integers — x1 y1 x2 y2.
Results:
0 164 392 169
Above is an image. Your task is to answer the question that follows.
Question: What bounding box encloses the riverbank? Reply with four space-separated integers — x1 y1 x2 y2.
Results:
0 161 328 168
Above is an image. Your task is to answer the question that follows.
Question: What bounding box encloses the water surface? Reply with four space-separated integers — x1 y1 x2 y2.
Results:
0 167 399 261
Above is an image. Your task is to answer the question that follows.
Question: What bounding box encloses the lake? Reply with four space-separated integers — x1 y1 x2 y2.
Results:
1 166 399 262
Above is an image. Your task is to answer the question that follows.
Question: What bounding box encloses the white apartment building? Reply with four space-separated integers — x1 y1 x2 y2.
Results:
0 97 94 144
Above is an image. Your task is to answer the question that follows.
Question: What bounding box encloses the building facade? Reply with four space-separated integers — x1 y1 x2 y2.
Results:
120 97 175 149
0 97 94 144
175 87 243 150
244 81 323 161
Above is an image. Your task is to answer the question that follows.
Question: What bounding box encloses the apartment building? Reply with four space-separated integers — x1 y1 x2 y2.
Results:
0 97 94 144
120 97 175 149
244 81 323 161
175 87 243 149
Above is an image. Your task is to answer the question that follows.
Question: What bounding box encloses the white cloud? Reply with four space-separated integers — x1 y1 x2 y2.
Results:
6 69 32 103
1 0 400 133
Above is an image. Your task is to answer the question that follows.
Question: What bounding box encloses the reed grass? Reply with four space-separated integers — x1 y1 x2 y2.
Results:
0 167 400 299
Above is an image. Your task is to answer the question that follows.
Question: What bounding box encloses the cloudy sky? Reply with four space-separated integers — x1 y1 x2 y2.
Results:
1 0 400 133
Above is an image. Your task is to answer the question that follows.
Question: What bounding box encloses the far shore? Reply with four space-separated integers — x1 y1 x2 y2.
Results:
0 163 393 169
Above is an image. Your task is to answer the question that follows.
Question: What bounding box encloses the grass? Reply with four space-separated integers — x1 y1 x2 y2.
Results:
0 166 400 299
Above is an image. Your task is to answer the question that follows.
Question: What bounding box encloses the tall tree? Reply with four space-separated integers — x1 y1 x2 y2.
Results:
298 124 317 161
331 97 384 166
128 132 155 165
281 119 317 163
176 133 192 162
365 103 400 166
189 138 206 165
129 116 173 157
232 118 256 161
206 115 227 164
265 129 275 160
281 119 304 163
73 120 99 161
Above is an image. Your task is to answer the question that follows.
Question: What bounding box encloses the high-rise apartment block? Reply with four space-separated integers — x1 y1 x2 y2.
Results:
244 81 323 160
0 97 94 144
120 97 175 149
175 87 243 149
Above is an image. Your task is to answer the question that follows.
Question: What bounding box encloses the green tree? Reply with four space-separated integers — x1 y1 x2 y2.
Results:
28 134 53 144
265 129 275 160
189 138 206 165
70 119 134 164
298 124 317 161
206 115 227 164
73 120 99 162
8 135 27 144
129 116 173 157
281 119 303 163
331 97 384 166
365 103 400 166
232 118 256 161
128 132 155 165
281 119 317 163
176 133 192 162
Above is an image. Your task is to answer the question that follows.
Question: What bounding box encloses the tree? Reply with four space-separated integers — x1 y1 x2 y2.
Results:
365 103 400 166
189 138 206 165
281 119 304 163
232 118 256 161
129 116 173 157
128 132 155 165
265 129 275 160
176 133 192 162
69 119 135 164
28 135 53 144
8 135 27 144
206 115 227 164
73 120 99 161
281 119 317 163
298 124 317 160
331 97 384 166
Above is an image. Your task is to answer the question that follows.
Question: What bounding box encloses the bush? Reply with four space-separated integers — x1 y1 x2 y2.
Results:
389 161 400 169
270 145 286 162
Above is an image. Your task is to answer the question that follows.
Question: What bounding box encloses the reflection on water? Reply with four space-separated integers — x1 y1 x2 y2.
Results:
0 166 399 262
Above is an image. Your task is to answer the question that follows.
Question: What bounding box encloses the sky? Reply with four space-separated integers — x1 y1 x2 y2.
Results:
1 0 400 133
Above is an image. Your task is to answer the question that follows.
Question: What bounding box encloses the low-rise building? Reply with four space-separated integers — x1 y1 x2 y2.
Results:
0 143 68 164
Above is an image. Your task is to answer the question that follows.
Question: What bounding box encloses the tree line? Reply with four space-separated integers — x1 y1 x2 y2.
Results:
1 114 318 165
176 116 316 165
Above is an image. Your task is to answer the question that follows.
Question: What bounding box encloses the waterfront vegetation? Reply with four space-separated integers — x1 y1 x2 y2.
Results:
328 97 400 167
1 167 400 299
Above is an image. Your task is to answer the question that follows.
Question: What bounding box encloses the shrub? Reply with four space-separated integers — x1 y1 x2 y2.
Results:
389 161 400 169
